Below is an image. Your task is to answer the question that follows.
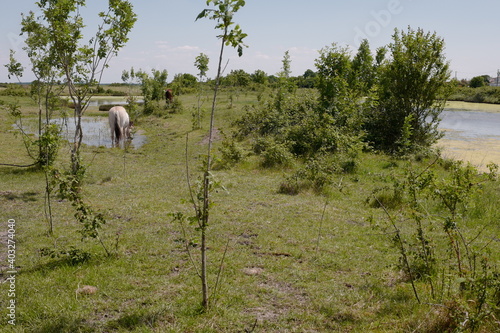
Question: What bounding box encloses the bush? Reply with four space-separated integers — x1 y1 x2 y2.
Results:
213 136 245 170
257 138 294 168
448 86 500 104
279 155 339 194
0 84 30 97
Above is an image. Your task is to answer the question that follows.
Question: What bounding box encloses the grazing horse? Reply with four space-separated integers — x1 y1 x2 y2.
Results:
108 106 132 146
165 89 173 103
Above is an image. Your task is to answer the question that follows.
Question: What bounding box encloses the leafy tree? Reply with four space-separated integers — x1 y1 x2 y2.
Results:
5 50 24 82
18 0 136 250
350 39 375 96
224 69 251 87
192 0 247 310
366 27 451 153
171 73 198 93
469 75 490 88
280 50 292 78
195 53 210 80
274 50 296 106
251 69 268 85
297 69 317 88
315 43 352 111
136 68 168 114
194 53 210 129
20 0 136 174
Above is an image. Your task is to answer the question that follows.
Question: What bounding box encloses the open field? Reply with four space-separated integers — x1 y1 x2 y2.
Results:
1 91 499 332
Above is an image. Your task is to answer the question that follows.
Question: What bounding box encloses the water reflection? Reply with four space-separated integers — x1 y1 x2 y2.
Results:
57 117 146 148
15 117 146 149
438 107 500 171
440 110 500 140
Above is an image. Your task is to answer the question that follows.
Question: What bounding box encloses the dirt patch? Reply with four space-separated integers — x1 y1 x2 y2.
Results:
199 127 221 145
243 267 264 276
245 278 310 325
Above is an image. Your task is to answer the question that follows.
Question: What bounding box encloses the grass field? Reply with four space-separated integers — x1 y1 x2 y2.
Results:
1 91 499 332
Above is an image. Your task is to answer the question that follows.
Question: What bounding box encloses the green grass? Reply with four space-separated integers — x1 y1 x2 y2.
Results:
1 91 499 332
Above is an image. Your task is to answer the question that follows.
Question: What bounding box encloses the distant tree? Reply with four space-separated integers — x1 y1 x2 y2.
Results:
315 43 352 112
280 50 292 78
275 50 296 97
224 69 251 108
194 53 210 129
195 53 210 80
366 27 451 153
350 39 375 96
303 69 316 78
251 69 268 85
136 69 168 114
469 75 490 88
170 73 197 93
224 69 251 87
297 69 317 88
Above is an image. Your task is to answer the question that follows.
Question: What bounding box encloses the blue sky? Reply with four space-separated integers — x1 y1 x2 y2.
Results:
2 0 500 83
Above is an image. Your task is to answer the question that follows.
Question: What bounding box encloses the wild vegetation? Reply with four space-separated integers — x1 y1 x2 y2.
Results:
449 85 500 104
1 1 500 331
1 83 500 332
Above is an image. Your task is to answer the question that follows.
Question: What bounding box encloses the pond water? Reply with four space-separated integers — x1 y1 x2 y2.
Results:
440 110 500 140
13 96 146 149
15 116 146 149
438 103 500 171
57 117 146 149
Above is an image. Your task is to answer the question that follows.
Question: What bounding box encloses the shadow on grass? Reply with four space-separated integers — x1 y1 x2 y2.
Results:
21 250 105 276
0 164 40 175
0 190 39 202
106 307 166 331
32 317 93 333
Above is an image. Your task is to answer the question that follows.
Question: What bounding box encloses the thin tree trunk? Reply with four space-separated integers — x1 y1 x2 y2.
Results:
200 25 228 310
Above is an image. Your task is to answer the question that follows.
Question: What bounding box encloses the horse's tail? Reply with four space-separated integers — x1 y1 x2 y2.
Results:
113 115 122 141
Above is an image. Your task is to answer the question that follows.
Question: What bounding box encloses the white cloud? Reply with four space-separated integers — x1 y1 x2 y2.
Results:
174 45 201 52
255 51 271 60
288 46 318 56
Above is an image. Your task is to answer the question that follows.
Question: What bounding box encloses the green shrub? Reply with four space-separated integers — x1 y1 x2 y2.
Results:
259 139 294 168
448 86 500 104
280 155 339 194
0 84 30 97
214 136 245 170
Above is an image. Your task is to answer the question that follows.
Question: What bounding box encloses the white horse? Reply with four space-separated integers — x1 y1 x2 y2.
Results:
108 106 132 146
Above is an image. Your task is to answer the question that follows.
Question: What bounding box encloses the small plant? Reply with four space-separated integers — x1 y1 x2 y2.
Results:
40 246 92 265
213 135 245 170
376 158 500 331
51 160 111 257
258 139 294 168
165 97 184 114
279 155 339 195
